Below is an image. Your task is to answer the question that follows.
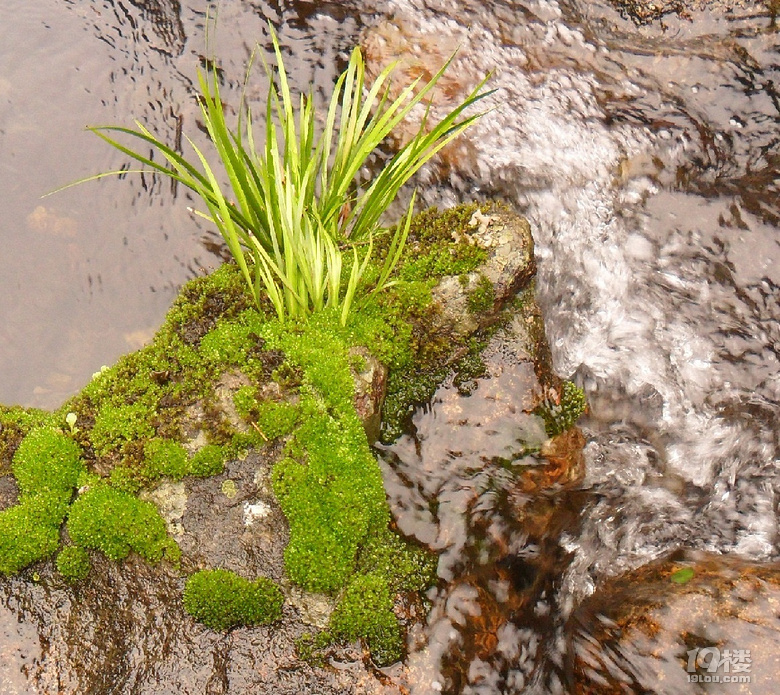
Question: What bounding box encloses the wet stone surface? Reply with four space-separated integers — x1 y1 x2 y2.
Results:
0 557 398 695
566 549 780 694
0 443 403 695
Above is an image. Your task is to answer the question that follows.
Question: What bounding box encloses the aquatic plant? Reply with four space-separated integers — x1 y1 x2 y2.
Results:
535 380 587 437
183 568 283 630
75 25 490 324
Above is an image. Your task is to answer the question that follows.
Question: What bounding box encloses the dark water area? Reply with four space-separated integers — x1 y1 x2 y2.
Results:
1 0 779 693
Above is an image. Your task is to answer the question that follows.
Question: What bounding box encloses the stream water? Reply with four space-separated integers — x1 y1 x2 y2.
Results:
1 1 778 693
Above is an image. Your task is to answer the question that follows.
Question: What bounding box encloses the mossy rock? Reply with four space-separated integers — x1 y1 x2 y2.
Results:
0 202 540 669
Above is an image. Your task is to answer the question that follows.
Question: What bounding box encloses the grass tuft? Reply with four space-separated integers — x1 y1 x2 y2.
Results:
69 24 491 326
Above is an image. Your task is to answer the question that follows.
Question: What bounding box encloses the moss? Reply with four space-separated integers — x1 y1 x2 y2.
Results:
330 572 403 666
189 445 225 477
357 528 437 594
163 262 253 346
271 399 389 593
109 465 142 494
254 400 300 440
90 402 156 459
198 309 266 373
534 381 587 437
295 630 333 667
381 364 449 443
183 568 283 630
0 406 57 473
232 385 258 420
0 496 63 575
0 428 84 576
395 203 490 282
67 482 178 563
142 438 189 480
467 273 496 314
0 202 528 663
12 427 84 500
56 545 91 583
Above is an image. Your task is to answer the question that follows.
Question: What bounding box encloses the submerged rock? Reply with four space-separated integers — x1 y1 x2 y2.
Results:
566 549 780 694
609 0 765 24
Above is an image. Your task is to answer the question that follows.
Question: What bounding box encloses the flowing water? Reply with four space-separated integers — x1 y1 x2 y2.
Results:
1 1 779 693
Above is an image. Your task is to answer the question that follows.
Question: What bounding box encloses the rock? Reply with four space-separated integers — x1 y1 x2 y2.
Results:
566 549 780 694
360 18 481 179
610 0 762 24
139 480 187 538
0 201 546 693
350 346 388 444
430 205 535 339
0 558 398 695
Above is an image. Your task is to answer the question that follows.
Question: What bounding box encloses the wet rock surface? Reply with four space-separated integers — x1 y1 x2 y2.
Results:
566 549 780 694
0 559 396 695
610 0 765 24
431 207 536 339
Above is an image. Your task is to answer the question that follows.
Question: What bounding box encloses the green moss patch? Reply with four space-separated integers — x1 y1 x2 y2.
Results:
467 273 496 314
183 568 283 630
330 572 403 665
0 406 57 473
56 545 91 583
534 380 587 437
396 203 489 282
12 427 84 500
261 318 391 593
0 496 64 575
67 483 179 564
0 427 84 576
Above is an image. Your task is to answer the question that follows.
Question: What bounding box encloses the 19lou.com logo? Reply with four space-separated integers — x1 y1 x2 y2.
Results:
686 647 752 684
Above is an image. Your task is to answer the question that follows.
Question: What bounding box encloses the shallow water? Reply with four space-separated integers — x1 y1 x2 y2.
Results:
370 0 780 691
1 0 779 693
0 0 357 408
